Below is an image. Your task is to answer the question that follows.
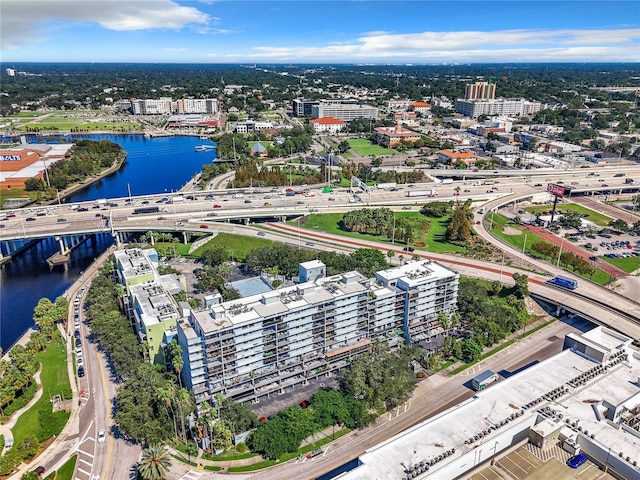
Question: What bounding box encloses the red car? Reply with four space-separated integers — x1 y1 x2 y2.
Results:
200 224 209 229
213 204 222 209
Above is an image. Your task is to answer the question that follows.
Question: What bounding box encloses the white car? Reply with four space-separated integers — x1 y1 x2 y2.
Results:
77 357 84 367
97 429 106 443
76 347 82 356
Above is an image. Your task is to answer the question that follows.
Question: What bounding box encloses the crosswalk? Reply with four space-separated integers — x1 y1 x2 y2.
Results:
179 469 204 480
524 441 571 463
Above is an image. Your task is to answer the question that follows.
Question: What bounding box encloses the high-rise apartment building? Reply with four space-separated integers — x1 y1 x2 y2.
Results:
131 98 219 115
177 98 218 115
311 102 378 121
177 260 459 405
465 82 496 100
454 98 542 118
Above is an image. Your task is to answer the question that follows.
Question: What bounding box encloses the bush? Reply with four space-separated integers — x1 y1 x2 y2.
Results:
236 442 248 453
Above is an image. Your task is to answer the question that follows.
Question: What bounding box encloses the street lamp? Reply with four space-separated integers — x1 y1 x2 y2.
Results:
556 236 565 267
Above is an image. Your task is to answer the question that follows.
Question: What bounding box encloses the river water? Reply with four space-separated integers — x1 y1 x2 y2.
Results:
0 134 216 351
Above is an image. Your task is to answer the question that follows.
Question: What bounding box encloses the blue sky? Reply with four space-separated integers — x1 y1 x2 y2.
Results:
1 1 639 63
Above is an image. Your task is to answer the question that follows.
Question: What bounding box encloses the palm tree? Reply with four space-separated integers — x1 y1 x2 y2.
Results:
137 444 172 480
156 385 178 440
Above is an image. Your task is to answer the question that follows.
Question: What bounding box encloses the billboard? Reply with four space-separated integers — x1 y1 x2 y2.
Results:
547 183 569 198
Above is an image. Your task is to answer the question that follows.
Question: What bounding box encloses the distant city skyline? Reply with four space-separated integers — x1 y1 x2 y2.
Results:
1 1 639 64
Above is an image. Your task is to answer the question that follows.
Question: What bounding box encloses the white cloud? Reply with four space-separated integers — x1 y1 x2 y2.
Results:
246 28 640 62
1 0 210 49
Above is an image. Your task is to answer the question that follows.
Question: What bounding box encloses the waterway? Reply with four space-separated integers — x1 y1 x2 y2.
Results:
0 134 217 351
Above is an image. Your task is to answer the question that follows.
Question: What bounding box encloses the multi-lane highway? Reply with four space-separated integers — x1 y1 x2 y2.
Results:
2 166 640 243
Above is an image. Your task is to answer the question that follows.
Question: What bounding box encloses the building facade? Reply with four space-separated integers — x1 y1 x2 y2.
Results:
309 117 346 134
465 81 496 100
114 248 184 364
178 260 458 405
374 124 422 147
454 98 542 118
131 98 219 115
311 102 378 121
292 99 320 117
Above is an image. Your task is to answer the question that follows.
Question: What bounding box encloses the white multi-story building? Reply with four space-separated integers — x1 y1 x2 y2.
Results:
130 98 219 115
454 98 542 118
177 260 459 405
177 98 218 115
309 117 346 134
311 102 378 121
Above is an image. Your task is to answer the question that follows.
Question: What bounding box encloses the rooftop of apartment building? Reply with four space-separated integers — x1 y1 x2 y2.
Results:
339 326 640 480
129 281 179 327
114 248 156 280
189 260 457 335
375 259 459 288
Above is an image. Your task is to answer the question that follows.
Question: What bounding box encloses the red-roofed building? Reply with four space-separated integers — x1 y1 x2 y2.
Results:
309 117 345 134
411 101 431 115
437 149 477 166
375 123 421 147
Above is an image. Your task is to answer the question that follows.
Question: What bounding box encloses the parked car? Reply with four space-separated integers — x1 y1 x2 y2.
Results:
97 429 106 443
567 453 587 468
34 466 46 476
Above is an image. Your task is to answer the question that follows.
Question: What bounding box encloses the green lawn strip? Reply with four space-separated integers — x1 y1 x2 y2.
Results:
524 203 613 227
300 212 466 254
227 428 351 472
346 139 399 156
600 255 640 274
448 318 557 376
12 331 71 446
190 233 274 261
171 453 197 467
53 454 77 480
488 213 611 285
202 451 258 461
204 465 222 471
0 435 4 450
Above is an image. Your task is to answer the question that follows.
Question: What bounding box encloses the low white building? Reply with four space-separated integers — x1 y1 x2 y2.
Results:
309 117 346 134
338 326 640 480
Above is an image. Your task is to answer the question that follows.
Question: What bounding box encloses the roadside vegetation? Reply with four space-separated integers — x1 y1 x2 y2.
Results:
0 296 70 476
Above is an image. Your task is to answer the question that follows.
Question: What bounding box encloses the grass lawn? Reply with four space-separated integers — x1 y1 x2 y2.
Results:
347 138 399 156
301 212 466 254
191 232 273 261
12 331 71 446
488 213 612 285
524 203 613 227
45 455 77 480
601 255 640 274
0 188 34 208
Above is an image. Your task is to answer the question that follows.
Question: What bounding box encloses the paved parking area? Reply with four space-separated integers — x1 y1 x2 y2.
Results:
467 443 617 480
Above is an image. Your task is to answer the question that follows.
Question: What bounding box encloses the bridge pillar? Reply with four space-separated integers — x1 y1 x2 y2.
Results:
244 218 250 225
57 236 70 255
556 306 563 316
183 232 188 244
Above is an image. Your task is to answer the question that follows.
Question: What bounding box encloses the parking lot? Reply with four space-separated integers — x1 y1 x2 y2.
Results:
467 443 617 480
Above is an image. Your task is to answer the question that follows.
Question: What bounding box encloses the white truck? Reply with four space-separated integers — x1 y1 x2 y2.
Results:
95 198 107 206
171 195 184 203
407 190 438 197
438 178 454 185
375 182 397 190
233 193 244 199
